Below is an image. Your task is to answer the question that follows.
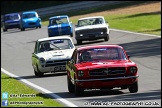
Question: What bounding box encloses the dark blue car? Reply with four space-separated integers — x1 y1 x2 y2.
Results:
48 15 73 37
2 13 21 32
20 11 42 31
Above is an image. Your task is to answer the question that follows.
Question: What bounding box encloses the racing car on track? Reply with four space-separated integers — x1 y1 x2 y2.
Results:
48 15 73 37
32 36 75 77
75 16 110 45
66 44 139 96
20 11 42 31
2 13 21 32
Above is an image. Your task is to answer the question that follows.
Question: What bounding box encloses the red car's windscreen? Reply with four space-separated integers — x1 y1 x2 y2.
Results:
78 47 127 63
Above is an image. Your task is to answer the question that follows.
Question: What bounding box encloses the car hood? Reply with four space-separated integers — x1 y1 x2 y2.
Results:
75 60 136 70
75 24 108 31
23 17 38 22
48 23 71 29
36 49 74 60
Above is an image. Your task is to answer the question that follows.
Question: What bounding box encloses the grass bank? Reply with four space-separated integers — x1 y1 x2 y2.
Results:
1 72 64 107
105 13 161 35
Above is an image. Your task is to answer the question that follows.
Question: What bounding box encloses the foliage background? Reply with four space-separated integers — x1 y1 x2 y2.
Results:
1 1 79 15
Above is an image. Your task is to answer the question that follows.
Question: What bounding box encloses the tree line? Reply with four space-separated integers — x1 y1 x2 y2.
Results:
1 1 79 15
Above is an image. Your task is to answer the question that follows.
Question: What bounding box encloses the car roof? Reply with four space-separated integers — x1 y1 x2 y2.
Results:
49 15 68 19
77 44 123 51
78 16 104 20
37 36 72 42
4 13 20 16
22 11 37 14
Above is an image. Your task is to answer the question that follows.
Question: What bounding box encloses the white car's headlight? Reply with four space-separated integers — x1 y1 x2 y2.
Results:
39 58 45 63
80 34 83 36
76 31 80 35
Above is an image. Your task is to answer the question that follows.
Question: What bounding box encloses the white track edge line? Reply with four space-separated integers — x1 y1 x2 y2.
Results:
110 28 161 37
1 68 78 107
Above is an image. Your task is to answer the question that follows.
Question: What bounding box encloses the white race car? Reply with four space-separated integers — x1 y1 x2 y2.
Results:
32 36 75 77
75 16 110 45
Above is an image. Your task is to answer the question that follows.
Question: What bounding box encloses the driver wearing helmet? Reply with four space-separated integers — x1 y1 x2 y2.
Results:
39 42 52 52
94 18 101 24
80 50 92 62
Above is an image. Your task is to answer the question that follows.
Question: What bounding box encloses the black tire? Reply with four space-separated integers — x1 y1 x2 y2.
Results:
35 65 44 77
77 40 82 45
39 26 41 28
21 28 25 31
67 75 75 93
20 24 25 31
104 34 109 41
128 81 138 93
74 81 84 96
70 32 73 37
34 70 39 76
3 28 7 32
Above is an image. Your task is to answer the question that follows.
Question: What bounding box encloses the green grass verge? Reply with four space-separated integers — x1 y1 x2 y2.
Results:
42 1 161 36
105 13 161 35
1 72 64 107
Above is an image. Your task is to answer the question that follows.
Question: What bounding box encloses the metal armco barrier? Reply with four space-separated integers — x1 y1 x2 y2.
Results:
1 1 132 23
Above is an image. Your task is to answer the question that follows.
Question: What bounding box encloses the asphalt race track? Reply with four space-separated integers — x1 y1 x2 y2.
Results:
1 26 161 107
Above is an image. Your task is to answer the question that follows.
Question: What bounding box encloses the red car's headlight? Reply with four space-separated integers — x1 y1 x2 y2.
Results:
130 66 137 73
78 70 84 77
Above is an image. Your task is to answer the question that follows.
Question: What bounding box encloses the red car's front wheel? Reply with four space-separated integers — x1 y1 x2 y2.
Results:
128 81 138 93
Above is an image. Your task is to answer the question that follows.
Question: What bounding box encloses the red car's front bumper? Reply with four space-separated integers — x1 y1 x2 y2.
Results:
75 75 139 89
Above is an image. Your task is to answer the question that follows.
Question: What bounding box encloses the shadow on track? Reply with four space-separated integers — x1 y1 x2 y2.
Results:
119 38 161 57
52 89 161 101
1 28 40 34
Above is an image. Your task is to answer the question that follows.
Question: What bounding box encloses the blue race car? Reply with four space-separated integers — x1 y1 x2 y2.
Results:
48 15 73 37
20 11 41 31
2 13 21 32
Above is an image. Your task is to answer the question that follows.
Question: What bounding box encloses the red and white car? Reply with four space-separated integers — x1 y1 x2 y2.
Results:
66 44 139 96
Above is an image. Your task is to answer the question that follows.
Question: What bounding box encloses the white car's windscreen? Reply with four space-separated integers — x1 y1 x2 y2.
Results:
78 18 103 27
38 39 74 53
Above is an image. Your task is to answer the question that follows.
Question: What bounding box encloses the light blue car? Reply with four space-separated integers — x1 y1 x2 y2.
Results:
20 11 41 31
48 15 73 37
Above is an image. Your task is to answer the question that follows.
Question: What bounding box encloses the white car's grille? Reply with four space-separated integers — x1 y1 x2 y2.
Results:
77 28 107 34
45 59 70 67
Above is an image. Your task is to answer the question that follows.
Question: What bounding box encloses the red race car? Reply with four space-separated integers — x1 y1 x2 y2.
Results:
66 44 139 96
